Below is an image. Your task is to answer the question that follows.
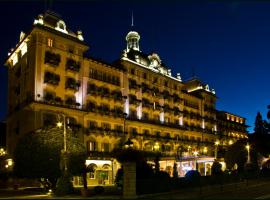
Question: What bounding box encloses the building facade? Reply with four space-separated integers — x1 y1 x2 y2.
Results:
5 11 247 185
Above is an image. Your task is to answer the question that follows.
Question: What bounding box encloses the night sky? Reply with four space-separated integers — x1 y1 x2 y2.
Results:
0 1 269 133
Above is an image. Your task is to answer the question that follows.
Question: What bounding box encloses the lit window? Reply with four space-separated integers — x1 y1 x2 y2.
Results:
87 141 96 151
102 143 110 152
47 38 53 47
89 172 95 179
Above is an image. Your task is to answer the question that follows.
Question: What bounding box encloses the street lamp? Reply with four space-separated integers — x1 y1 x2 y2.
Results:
57 113 68 172
246 143 251 163
214 140 220 159
124 138 134 149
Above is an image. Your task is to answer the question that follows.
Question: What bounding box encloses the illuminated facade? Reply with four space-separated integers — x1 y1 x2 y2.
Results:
5 11 247 185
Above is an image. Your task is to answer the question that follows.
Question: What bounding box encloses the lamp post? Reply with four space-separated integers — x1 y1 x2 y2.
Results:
246 143 251 163
193 150 199 170
123 112 127 136
57 113 68 172
214 140 220 159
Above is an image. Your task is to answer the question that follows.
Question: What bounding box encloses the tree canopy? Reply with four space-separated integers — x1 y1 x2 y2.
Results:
224 140 247 171
13 127 86 187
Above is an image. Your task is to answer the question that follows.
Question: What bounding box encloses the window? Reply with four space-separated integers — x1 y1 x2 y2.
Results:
87 141 96 151
102 122 111 131
115 125 123 132
47 38 53 47
89 172 95 179
143 129 150 135
164 81 168 87
143 73 147 79
130 127 137 134
89 121 97 128
102 143 110 152
130 68 135 75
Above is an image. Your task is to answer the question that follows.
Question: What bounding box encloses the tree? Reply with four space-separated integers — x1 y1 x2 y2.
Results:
254 112 267 135
224 140 247 172
211 160 223 175
267 105 270 122
13 127 86 190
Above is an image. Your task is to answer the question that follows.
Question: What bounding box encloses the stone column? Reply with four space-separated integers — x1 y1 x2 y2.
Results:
123 162 136 199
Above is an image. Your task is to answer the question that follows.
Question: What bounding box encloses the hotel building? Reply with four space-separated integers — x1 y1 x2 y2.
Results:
4 11 247 185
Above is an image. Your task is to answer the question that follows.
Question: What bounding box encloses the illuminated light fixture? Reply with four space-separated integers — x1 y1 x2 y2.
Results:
57 122 63 127
0 149 6 157
124 138 134 149
203 147 208 153
193 151 199 157
77 30 84 41
179 115 183 126
154 142 160 151
215 141 220 146
202 119 205 129
246 144 250 151
229 140 233 145
160 111 164 123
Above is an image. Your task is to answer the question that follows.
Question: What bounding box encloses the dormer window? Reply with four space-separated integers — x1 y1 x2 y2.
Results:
55 20 68 34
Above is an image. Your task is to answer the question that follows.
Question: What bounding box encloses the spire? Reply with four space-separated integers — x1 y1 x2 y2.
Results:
125 11 140 52
131 11 134 27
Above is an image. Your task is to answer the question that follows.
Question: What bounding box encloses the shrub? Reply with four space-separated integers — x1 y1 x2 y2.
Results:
185 170 201 186
211 160 223 176
94 186 104 194
55 174 74 196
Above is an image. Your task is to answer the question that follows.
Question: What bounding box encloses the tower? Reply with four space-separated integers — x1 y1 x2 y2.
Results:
125 12 140 52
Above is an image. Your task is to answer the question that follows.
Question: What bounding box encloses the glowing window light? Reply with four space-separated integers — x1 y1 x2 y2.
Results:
202 119 205 129
137 104 142 120
160 111 164 123
179 115 183 126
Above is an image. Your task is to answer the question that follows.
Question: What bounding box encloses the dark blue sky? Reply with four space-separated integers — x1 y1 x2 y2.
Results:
0 1 269 132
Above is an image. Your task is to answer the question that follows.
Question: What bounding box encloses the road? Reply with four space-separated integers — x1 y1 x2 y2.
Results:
1 179 270 199
139 179 270 199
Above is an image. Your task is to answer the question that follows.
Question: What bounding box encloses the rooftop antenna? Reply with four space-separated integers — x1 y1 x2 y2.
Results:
131 10 134 27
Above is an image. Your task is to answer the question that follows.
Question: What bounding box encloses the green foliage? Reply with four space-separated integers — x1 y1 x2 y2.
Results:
13 127 86 189
55 173 74 196
224 140 247 172
254 112 268 135
249 133 270 157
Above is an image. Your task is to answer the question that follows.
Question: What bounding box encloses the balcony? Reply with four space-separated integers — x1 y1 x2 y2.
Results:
44 51 61 66
111 90 122 101
44 71 60 86
66 59 80 72
65 78 80 91
65 97 80 108
43 92 63 105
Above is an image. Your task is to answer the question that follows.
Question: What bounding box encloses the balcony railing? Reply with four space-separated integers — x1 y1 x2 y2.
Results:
65 78 81 91
44 51 61 66
66 59 81 72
